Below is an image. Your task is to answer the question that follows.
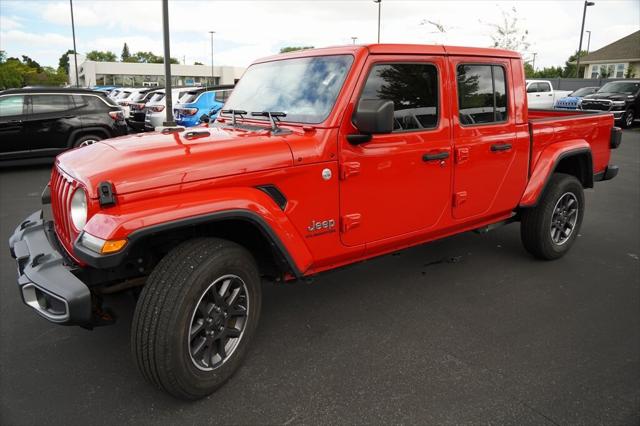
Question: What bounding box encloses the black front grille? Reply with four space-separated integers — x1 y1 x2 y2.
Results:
581 100 612 111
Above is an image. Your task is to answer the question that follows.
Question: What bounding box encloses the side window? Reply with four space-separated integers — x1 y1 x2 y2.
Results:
526 84 537 93
360 63 439 131
457 64 508 125
73 95 107 112
214 91 226 102
0 95 25 117
539 82 551 92
31 95 74 114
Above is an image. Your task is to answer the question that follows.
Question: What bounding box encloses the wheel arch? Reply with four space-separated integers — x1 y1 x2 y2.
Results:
520 145 593 208
66 127 111 148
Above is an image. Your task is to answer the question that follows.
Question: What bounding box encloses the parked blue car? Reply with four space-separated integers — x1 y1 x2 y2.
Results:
174 87 234 127
554 86 599 110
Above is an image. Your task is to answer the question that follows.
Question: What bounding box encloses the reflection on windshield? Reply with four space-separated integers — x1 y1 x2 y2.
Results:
222 55 354 124
598 82 640 94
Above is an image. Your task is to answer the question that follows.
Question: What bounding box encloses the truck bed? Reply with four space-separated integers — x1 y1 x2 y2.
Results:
528 108 614 178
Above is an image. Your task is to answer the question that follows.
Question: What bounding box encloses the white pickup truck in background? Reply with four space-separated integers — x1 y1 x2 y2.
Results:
526 80 572 109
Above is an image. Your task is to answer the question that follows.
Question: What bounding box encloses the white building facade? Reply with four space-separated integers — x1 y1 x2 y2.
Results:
68 54 245 87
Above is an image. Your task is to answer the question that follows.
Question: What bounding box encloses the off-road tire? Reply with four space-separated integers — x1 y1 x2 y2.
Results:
620 108 635 129
520 173 585 260
131 237 262 400
73 134 103 148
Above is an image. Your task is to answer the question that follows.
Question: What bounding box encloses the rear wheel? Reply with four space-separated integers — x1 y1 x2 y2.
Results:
73 134 103 148
131 238 262 400
520 173 585 260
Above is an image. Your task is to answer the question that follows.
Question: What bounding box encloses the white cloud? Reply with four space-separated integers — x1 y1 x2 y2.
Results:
0 15 23 30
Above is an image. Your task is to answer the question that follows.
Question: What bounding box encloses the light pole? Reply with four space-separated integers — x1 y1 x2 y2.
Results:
586 30 592 54
209 31 215 87
161 0 175 126
575 1 595 77
373 0 381 43
69 0 79 87
532 52 538 71
351 36 358 45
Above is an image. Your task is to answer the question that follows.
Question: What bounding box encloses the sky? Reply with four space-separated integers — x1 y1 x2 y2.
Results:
0 0 638 70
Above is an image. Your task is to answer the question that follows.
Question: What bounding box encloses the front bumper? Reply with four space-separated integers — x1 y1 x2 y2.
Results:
8 210 92 326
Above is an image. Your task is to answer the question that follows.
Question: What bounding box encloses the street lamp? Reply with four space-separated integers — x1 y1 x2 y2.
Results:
161 0 175 126
373 0 381 43
69 0 79 87
531 52 538 71
575 1 595 77
209 31 216 87
351 36 358 45
585 30 592 54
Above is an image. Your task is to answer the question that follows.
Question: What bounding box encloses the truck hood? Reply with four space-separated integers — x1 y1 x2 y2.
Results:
582 93 629 101
56 126 294 198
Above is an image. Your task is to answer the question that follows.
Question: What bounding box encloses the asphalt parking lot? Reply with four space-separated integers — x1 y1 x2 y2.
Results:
1 129 638 425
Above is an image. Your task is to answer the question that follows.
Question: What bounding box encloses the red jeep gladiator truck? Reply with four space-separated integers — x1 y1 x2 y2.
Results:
9 44 621 399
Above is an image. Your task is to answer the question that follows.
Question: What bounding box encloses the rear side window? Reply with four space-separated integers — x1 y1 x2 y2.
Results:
214 90 231 103
179 92 199 104
31 95 74 114
538 82 551 92
73 95 109 111
360 63 439 131
150 93 165 102
457 64 508 125
0 95 25 117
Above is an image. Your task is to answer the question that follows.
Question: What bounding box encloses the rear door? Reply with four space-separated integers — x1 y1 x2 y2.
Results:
0 95 28 158
339 55 452 246
24 94 79 154
450 59 528 220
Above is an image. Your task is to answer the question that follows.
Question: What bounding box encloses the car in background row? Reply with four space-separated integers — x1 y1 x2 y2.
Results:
579 80 640 128
144 87 201 130
127 88 164 132
554 87 599 110
526 80 572 109
0 88 127 165
115 88 155 117
174 86 234 127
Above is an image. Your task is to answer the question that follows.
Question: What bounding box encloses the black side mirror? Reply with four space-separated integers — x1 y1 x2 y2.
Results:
199 114 210 123
353 99 394 134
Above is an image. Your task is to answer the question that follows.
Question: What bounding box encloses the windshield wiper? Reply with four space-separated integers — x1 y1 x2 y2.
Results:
221 109 247 126
251 111 286 132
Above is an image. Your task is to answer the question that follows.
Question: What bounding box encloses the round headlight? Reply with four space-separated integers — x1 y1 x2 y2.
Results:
70 188 87 231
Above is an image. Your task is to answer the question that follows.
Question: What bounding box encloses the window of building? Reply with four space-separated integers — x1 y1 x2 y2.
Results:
31 95 74 114
616 64 625 78
360 63 439 131
0 95 25 117
457 64 508 125
590 65 599 79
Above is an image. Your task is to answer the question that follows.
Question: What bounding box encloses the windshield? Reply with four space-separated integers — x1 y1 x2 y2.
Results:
222 54 354 124
570 87 596 97
131 92 148 102
597 81 640 94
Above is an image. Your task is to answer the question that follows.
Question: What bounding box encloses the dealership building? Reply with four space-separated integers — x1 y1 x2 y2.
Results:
67 54 245 87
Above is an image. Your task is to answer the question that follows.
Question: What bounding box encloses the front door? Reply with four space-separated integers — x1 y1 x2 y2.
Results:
339 55 452 246
0 95 28 158
450 58 527 220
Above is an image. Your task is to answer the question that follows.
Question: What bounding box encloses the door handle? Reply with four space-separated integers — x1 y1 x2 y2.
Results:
535 94 541 97
7 119 22 124
491 143 512 152
423 151 449 161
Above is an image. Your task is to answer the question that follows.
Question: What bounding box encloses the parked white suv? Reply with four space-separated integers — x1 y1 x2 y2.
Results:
115 88 154 117
144 87 200 130
526 80 572 109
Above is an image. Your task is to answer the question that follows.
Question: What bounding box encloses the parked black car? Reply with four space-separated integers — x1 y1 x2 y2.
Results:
579 80 640 128
0 88 128 164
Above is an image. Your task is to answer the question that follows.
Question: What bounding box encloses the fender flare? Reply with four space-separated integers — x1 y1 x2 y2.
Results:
519 142 593 208
74 188 314 277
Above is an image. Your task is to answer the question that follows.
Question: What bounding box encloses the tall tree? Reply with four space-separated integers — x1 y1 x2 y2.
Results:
487 7 530 54
58 49 75 73
562 50 587 78
86 50 117 62
129 51 179 64
121 43 131 62
279 46 314 53
21 55 42 72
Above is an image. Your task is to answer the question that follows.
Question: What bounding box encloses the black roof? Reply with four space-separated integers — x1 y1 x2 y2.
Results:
0 87 104 96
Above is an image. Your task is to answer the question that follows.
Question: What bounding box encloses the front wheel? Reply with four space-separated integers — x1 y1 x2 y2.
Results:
520 173 585 260
620 108 635 129
131 238 262 400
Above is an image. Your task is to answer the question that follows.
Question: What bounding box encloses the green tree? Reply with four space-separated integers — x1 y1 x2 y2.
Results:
0 55 67 89
562 50 587 78
129 51 179 64
21 55 42 72
58 49 75 73
279 46 314 54
121 43 131 62
86 50 117 62
194 61 204 65
624 65 635 79
0 50 6 63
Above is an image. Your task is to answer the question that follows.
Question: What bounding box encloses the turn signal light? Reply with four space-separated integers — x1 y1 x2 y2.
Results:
101 239 127 254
